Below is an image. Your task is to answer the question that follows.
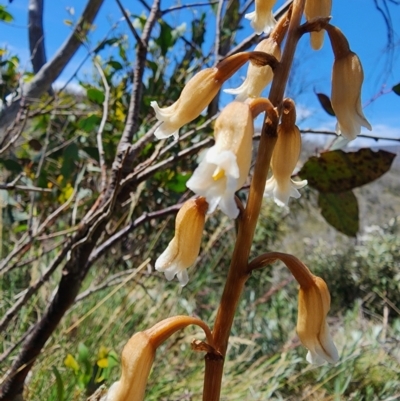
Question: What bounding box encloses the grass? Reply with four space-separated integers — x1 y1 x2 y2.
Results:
2 199 400 400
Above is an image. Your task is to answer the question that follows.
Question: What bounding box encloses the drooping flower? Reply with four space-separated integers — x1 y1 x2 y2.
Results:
151 52 271 139
264 99 307 206
245 0 277 35
304 0 332 50
224 37 281 101
327 25 372 140
186 102 253 219
155 197 208 286
297 275 339 365
102 316 215 401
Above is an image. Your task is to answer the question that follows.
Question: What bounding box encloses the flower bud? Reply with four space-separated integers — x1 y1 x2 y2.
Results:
155 198 208 286
264 99 307 206
224 37 281 101
327 25 372 140
186 102 253 218
304 0 332 50
297 276 339 365
151 52 264 139
102 316 215 401
245 0 277 35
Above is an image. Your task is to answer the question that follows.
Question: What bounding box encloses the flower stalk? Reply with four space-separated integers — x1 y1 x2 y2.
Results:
202 1 307 400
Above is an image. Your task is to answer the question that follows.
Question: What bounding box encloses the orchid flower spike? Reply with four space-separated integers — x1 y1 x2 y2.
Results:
327 25 372 140
224 37 281 101
245 0 277 35
264 99 307 207
151 52 269 139
102 316 215 401
186 102 254 219
304 0 332 50
155 197 207 286
297 275 339 365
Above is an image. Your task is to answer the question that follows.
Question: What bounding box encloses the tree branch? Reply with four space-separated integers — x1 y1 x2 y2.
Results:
0 0 105 134
28 0 47 73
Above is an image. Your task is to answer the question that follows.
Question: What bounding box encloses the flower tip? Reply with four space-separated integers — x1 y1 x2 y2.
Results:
154 125 179 140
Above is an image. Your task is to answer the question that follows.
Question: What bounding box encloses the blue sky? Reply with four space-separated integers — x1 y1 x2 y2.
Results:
1 0 400 147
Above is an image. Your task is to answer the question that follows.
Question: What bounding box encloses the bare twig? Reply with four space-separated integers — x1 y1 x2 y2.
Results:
115 0 144 45
87 203 183 266
162 1 218 15
94 60 110 191
214 0 224 61
0 184 52 193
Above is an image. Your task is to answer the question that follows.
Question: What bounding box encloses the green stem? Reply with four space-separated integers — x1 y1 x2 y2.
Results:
202 1 306 400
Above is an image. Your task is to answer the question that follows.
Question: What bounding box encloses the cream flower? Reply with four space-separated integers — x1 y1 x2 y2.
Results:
245 0 277 35
297 276 339 365
155 198 207 286
151 52 268 139
224 37 281 101
264 99 307 206
327 25 372 140
186 102 253 219
304 0 332 50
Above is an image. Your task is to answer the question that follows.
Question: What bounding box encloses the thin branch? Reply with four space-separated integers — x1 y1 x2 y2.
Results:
115 0 144 45
0 245 71 334
0 183 52 193
94 60 109 191
162 1 218 15
0 326 35 365
87 203 183 266
214 0 224 61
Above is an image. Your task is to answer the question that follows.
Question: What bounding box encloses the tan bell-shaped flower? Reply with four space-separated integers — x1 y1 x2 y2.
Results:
304 0 332 50
186 102 253 218
155 197 208 286
327 25 372 140
224 37 281 101
151 52 270 139
102 316 215 401
297 275 339 365
264 99 307 206
245 0 277 35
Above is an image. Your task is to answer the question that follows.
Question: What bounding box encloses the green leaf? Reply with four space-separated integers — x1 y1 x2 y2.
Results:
87 88 105 105
78 114 101 132
0 6 14 22
52 367 65 401
315 92 335 116
61 143 79 179
108 60 123 71
318 191 359 237
0 158 22 173
155 22 173 56
392 83 400 96
77 343 90 364
165 172 190 193
298 149 396 193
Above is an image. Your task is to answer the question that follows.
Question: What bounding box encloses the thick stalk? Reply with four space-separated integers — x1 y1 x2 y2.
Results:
202 1 306 400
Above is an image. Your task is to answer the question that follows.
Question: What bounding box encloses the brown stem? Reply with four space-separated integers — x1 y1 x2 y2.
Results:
202 1 306 400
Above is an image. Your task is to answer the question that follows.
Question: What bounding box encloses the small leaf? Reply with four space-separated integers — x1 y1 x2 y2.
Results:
64 19 73 26
87 88 105 105
315 92 335 116
77 343 90 364
0 6 14 22
298 149 396 193
318 191 359 237
392 83 400 96
61 143 79 179
78 114 101 132
28 139 42 151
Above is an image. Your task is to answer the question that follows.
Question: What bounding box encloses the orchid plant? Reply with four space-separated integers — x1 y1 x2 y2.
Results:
98 1 371 400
